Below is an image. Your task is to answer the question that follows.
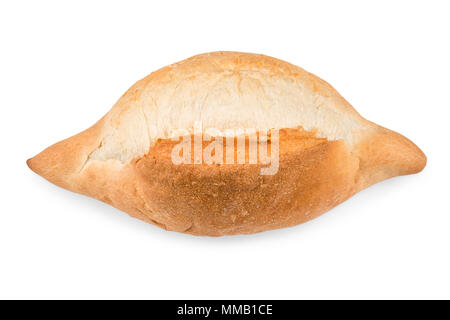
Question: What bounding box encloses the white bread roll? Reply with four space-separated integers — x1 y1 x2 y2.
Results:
27 52 426 236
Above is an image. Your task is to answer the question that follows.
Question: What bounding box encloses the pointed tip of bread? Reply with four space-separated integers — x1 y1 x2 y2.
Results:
26 145 65 186
27 155 46 177
409 142 427 174
26 157 33 170
383 128 427 176
355 127 426 188
27 121 104 189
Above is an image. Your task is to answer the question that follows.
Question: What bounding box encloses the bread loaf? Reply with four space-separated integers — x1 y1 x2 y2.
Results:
27 52 426 236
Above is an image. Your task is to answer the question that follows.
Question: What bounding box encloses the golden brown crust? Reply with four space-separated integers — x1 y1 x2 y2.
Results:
131 133 359 235
28 125 426 236
27 51 427 236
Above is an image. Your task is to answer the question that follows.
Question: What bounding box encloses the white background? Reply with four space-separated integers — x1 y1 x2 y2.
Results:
1 1 449 299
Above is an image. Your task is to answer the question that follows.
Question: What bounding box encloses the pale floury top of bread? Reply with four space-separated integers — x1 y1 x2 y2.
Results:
27 52 426 236
89 52 367 163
